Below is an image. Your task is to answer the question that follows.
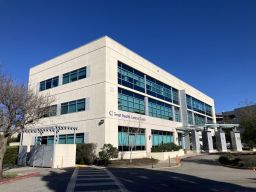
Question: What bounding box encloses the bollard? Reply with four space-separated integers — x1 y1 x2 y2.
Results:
169 156 171 167
176 155 180 165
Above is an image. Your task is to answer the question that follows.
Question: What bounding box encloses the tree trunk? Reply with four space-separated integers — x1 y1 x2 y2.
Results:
0 136 8 179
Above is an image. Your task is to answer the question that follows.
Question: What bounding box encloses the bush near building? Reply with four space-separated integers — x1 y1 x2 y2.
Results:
3 146 19 168
97 144 118 165
219 152 256 168
151 143 181 152
76 143 97 165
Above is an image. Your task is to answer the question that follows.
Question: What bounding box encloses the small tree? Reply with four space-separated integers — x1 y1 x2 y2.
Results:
0 71 53 178
98 144 118 165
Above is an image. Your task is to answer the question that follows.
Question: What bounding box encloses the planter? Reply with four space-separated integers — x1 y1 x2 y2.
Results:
151 149 184 160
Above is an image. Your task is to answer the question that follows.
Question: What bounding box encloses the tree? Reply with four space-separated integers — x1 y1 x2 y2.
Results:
0 71 53 178
238 104 256 147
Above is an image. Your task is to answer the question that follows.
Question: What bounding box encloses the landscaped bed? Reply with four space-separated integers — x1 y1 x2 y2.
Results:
219 152 256 169
110 158 159 167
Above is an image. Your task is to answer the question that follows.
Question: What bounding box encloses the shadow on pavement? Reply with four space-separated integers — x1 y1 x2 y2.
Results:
109 167 256 192
181 157 220 166
41 168 74 192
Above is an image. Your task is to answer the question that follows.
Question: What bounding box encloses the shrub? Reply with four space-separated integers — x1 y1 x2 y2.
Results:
3 146 19 167
239 159 256 168
151 143 181 152
98 144 118 165
219 156 230 165
76 143 97 165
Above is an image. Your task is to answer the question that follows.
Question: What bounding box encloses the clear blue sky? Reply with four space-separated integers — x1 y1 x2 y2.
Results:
0 0 255 112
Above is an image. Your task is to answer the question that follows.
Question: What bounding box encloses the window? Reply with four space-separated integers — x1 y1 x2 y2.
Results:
118 88 145 115
186 94 213 117
62 67 87 85
118 126 145 151
118 61 145 93
207 117 213 123
151 130 173 147
39 76 59 91
42 105 57 118
35 133 84 145
186 95 192 109
174 107 181 122
187 111 194 124
146 76 173 102
61 99 86 115
148 98 173 120
194 113 206 125
172 88 179 105
205 104 212 116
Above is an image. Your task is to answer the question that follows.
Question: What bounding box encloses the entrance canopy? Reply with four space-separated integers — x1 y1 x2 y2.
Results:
176 123 240 132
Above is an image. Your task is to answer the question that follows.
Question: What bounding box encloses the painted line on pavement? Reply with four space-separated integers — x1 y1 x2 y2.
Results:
65 168 78 192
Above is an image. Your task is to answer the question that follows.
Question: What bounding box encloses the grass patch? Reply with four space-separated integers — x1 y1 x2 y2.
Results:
3 172 18 179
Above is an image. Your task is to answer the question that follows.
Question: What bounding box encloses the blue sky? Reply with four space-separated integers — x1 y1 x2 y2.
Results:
0 0 255 112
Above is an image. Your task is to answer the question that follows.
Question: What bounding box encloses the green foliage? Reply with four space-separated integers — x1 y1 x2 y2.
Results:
3 146 19 167
238 159 256 168
151 143 181 152
76 143 97 165
98 144 118 165
239 107 256 147
219 153 256 168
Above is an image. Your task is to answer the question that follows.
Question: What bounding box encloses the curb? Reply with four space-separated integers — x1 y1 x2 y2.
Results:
0 172 40 185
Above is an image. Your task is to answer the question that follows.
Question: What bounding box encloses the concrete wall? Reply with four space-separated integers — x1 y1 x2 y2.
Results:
52 144 76 168
151 150 185 160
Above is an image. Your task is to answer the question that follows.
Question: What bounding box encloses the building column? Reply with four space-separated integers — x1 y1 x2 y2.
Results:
191 129 200 153
173 130 179 145
145 128 151 158
230 131 242 152
202 130 214 153
183 132 190 150
215 130 227 152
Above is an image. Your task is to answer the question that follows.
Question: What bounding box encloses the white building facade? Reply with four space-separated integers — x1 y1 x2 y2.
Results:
23 36 216 158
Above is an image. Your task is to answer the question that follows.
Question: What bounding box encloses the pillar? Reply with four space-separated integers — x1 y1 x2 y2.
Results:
183 132 190 150
145 128 152 158
191 129 200 153
215 131 227 152
230 131 242 152
173 130 179 145
202 130 214 153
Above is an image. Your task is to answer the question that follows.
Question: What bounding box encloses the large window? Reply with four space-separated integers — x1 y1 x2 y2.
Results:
61 99 86 115
40 76 59 91
152 130 173 147
205 104 212 116
118 88 145 114
118 126 145 151
186 94 213 117
148 98 173 120
118 61 145 93
194 113 206 125
63 67 87 85
146 76 172 102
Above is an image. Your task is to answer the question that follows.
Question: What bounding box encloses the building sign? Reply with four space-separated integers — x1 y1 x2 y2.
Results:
109 111 146 121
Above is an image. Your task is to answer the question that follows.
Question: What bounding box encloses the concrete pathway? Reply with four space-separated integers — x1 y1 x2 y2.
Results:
66 166 128 192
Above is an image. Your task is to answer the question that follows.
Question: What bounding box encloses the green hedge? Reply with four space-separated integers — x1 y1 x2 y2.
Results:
151 143 181 152
3 146 19 167
219 153 256 168
76 143 97 165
